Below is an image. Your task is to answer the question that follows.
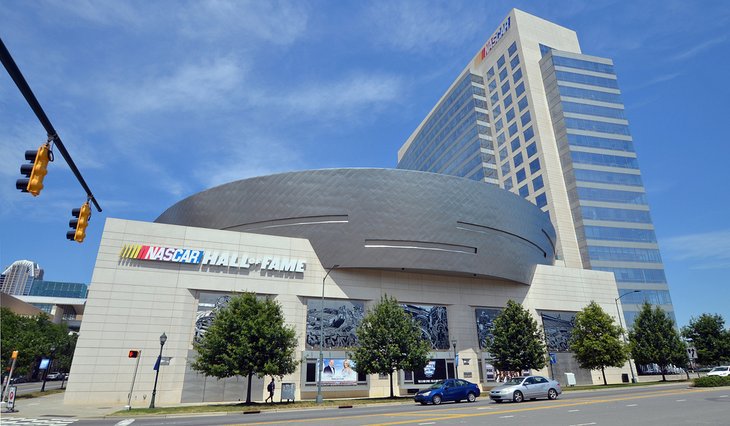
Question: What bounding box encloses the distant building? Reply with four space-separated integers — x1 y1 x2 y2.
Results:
29 280 89 299
0 260 44 296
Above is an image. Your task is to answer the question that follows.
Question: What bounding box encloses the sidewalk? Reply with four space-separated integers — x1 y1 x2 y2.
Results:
2 392 119 419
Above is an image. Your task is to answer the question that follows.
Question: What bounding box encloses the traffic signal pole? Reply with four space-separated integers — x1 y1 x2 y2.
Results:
0 37 102 213
126 350 142 410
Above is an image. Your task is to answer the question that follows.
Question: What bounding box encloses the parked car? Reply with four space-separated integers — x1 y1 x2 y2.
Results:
707 366 730 377
489 375 562 403
9 376 28 384
414 379 481 405
46 372 63 381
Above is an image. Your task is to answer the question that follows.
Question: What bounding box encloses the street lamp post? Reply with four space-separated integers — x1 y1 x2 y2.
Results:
451 339 458 379
149 332 167 409
615 290 640 384
316 264 339 404
40 346 55 392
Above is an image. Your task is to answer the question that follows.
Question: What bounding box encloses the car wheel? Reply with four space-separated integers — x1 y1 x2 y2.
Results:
467 392 476 403
548 388 558 400
432 395 442 405
513 391 523 403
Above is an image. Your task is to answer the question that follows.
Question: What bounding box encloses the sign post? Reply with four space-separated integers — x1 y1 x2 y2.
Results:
2 351 18 403
5 386 16 412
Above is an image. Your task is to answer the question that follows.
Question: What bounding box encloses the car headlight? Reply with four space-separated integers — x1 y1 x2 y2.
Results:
422 391 431 396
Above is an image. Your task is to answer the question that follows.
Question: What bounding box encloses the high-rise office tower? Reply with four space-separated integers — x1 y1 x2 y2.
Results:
0 260 44 296
397 9 672 326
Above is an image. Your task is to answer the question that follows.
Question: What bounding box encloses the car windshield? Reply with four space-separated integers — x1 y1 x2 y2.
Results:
505 377 524 385
428 380 446 389
710 367 729 372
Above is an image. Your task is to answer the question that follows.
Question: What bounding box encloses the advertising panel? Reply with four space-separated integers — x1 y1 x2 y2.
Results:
414 359 448 384
318 358 358 386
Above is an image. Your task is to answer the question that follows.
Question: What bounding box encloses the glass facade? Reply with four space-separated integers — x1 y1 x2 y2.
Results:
29 280 89 298
397 72 497 183
541 50 672 326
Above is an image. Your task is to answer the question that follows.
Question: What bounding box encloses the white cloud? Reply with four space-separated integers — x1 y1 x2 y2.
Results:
253 73 404 121
363 0 485 52
670 36 728 62
106 56 246 116
176 0 310 45
662 230 730 270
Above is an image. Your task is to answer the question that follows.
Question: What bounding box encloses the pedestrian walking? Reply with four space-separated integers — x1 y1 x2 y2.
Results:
265 377 275 403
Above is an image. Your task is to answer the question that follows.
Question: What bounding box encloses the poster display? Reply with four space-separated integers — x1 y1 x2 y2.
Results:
539 310 577 352
318 358 359 385
414 359 448 384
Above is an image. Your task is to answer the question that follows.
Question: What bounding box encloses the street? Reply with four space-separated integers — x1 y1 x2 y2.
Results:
3 384 724 426
6 380 67 396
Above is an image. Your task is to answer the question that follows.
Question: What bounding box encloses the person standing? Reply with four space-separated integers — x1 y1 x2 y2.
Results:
265 377 275 403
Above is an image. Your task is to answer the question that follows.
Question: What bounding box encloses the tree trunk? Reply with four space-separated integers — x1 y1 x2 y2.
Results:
601 367 607 385
246 372 253 404
389 371 394 398
661 368 666 382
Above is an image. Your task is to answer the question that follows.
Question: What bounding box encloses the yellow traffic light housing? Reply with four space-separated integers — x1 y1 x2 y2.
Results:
67 201 91 243
16 143 52 196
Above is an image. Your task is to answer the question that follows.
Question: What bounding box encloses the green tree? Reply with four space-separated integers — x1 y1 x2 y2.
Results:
570 301 628 385
681 313 730 366
487 300 546 372
629 303 688 381
0 308 77 379
191 293 298 404
350 295 431 398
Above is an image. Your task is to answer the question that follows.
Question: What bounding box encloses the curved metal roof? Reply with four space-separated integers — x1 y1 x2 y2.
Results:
156 168 556 284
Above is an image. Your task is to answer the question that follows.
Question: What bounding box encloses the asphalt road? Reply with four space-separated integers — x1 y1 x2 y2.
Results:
65 384 728 426
5 380 66 395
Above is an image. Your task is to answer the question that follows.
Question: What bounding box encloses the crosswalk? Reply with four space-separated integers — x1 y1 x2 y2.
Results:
0 418 78 426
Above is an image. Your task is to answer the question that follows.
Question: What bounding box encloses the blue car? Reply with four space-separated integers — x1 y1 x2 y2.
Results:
414 379 481 405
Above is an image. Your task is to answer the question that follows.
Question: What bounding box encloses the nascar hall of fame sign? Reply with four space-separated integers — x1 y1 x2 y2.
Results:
474 16 511 66
119 244 307 275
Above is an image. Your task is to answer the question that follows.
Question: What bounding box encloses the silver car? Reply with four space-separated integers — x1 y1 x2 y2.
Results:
489 375 562 403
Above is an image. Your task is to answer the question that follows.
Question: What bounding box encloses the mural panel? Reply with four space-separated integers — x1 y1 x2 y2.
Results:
306 299 364 349
474 308 502 350
402 304 449 349
539 310 577 352
194 292 233 343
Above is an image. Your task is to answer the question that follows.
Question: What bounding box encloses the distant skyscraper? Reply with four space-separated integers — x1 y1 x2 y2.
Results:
0 260 44 296
397 9 673 326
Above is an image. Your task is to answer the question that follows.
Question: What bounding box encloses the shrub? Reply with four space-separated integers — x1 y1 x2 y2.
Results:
693 376 730 387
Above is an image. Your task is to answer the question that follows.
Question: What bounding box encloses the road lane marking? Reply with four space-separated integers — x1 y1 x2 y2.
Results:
500 415 514 418
676 399 686 402
477 407 493 410
568 409 580 412
626 404 637 407
226 387 722 426
570 423 596 426
719 395 728 398
115 420 136 426
418 423 435 425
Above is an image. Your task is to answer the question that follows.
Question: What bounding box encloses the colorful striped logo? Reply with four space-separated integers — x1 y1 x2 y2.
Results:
119 244 204 264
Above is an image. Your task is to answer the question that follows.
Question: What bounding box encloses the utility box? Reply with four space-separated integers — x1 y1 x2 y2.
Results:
280 382 295 402
565 372 576 386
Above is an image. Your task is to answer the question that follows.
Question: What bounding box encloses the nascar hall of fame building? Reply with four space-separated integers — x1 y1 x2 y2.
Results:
65 169 631 406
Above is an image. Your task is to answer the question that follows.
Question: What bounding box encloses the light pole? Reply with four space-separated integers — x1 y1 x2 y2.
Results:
40 346 55 392
317 264 339 404
615 290 640 383
451 339 458 379
149 332 167 408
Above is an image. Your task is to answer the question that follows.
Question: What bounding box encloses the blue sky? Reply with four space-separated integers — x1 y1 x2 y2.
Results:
1 0 728 328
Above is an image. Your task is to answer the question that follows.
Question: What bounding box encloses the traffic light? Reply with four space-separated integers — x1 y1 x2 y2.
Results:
67 201 91 243
16 143 52 196
128 350 140 358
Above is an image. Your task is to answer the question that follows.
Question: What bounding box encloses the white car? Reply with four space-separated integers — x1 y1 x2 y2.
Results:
707 366 730 377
